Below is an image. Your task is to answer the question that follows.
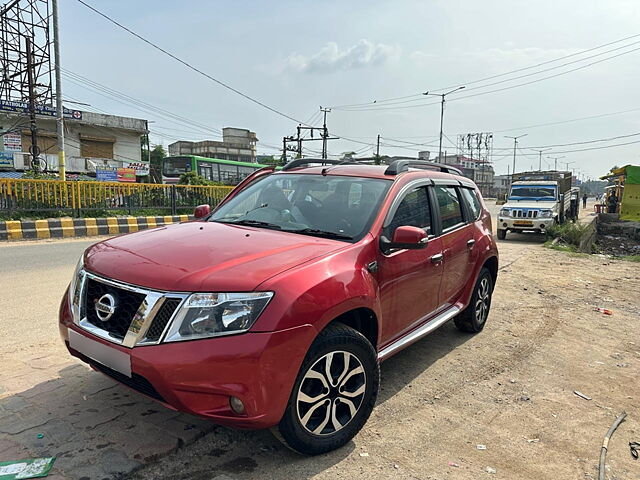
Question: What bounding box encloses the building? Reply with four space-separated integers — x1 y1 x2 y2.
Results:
493 174 510 196
168 127 258 163
432 153 495 197
0 106 148 177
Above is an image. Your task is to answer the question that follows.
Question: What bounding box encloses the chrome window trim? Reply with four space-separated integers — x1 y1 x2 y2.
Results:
72 270 189 348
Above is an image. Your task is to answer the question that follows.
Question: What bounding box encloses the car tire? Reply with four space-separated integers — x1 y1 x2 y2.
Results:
497 229 506 240
454 267 493 333
274 323 379 455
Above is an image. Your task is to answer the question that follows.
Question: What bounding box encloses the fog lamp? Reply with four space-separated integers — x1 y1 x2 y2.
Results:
230 396 245 415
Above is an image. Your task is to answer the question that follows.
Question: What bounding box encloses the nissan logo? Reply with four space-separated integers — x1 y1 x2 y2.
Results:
95 293 117 321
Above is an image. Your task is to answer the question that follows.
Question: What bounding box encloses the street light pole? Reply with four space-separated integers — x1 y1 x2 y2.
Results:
423 86 465 162
505 134 527 186
532 148 551 171
52 0 65 180
548 155 566 171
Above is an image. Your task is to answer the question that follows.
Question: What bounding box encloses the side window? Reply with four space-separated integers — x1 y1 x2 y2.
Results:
460 187 482 220
385 186 432 238
434 186 464 231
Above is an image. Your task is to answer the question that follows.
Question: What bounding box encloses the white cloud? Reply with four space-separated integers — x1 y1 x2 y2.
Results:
286 40 400 74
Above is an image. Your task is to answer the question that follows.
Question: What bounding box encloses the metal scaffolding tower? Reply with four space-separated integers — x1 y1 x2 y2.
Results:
0 0 53 105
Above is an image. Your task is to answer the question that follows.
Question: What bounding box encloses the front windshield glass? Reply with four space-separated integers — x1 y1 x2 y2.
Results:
210 174 392 241
509 185 556 201
163 157 191 177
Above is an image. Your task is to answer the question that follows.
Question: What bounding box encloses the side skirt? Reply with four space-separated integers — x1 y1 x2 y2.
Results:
377 306 461 362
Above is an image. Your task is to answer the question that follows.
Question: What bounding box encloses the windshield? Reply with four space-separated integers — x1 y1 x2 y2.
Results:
509 185 557 201
163 157 191 177
210 173 392 241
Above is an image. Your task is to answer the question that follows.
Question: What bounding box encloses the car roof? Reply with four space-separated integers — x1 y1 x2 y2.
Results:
275 164 472 184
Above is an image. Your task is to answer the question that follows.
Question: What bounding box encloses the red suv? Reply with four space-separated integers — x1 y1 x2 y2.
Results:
59 159 498 455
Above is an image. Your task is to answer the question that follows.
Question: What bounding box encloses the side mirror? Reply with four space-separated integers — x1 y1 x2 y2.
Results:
380 225 428 251
194 204 211 219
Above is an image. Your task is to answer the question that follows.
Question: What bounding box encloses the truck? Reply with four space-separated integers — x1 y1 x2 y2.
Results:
496 170 580 240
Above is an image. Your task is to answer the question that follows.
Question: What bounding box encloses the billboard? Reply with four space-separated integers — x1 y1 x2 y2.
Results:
0 100 82 120
96 168 118 182
117 167 136 183
125 162 150 176
0 151 13 168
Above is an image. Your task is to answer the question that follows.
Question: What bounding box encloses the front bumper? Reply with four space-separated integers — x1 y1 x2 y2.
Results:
498 216 555 231
59 292 316 429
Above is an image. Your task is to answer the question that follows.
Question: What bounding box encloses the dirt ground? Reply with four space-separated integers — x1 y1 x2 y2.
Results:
130 229 640 479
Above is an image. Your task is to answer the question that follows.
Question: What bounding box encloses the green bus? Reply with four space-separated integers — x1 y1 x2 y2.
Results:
162 155 272 184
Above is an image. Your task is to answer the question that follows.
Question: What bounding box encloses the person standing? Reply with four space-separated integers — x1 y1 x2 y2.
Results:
582 193 588 208
607 191 618 213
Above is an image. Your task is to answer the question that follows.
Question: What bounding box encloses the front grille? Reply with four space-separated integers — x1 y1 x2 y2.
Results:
70 346 165 402
512 209 538 218
83 278 146 340
144 298 182 342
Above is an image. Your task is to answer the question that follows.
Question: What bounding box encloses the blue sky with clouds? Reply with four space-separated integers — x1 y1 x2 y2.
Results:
59 0 640 178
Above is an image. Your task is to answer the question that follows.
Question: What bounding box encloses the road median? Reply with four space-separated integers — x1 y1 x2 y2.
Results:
0 214 192 241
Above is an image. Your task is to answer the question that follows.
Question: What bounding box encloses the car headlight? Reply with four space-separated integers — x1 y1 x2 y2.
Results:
68 254 85 320
164 292 274 342
539 210 553 218
499 208 510 217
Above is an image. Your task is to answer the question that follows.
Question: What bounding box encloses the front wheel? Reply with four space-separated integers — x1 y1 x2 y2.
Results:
275 324 379 455
455 267 494 333
497 229 507 240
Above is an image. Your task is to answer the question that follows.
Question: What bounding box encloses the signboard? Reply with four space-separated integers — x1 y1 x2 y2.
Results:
125 162 150 176
117 167 136 183
96 168 118 182
3 132 22 152
0 151 13 168
0 100 82 120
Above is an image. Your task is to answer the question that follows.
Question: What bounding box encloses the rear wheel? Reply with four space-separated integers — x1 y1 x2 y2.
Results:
497 229 507 240
455 268 493 333
275 324 379 455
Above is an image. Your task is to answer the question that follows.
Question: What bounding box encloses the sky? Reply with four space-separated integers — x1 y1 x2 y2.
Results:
58 0 640 179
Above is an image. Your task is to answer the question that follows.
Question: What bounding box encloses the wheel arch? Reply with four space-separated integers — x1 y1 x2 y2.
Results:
319 307 379 350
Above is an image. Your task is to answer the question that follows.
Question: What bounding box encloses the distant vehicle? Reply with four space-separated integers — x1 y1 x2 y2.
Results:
60 159 498 455
497 171 580 240
161 155 271 184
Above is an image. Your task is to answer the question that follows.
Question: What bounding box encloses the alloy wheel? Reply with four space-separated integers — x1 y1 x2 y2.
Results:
474 276 491 325
296 351 366 436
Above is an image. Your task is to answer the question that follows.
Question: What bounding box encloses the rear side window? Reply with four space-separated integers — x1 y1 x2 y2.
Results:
385 186 432 237
460 188 482 220
434 186 464 231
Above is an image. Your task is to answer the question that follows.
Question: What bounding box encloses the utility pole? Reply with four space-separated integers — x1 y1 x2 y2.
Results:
375 134 380 165
52 0 65 180
423 86 465 162
548 155 566 171
25 36 40 173
532 148 551 171
505 134 527 186
296 125 302 158
320 107 331 159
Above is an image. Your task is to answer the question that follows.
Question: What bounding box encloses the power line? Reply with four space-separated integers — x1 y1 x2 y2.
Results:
75 0 305 125
329 31 640 109
333 44 640 112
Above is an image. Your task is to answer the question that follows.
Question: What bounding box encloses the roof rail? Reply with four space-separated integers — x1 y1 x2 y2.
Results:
384 159 463 176
281 158 360 171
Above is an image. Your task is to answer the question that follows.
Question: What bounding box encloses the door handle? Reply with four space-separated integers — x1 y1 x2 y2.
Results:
430 253 444 264
467 239 476 249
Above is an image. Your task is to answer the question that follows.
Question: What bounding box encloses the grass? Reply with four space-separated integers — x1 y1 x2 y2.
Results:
545 222 591 248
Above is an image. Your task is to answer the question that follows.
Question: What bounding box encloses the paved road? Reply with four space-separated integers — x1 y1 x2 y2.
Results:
0 200 597 479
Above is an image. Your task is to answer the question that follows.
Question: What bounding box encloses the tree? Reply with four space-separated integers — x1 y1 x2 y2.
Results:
149 145 166 183
178 171 224 186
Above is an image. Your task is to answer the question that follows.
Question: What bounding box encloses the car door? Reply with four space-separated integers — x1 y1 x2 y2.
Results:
376 184 444 345
431 184 474 306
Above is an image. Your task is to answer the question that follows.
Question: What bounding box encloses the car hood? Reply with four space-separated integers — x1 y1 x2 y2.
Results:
503 201 556 210
85 221 347 292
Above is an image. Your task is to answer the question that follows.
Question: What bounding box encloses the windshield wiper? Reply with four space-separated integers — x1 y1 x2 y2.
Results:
216 219 282 230
286 228 353 240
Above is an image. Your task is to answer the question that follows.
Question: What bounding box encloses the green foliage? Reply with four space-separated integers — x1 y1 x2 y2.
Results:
545 222 591 248
623 255 640 262
21 169 58 180
177 171 224 186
